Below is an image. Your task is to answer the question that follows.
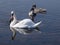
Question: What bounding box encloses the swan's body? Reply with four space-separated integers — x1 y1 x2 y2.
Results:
11 18 41 29
9 11 42 40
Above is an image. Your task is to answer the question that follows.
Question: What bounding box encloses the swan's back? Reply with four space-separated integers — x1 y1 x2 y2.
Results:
13 19 35 27
19 19 34 25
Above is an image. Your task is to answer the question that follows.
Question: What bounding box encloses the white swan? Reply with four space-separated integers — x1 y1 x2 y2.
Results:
28 4 47 21
9 11 42 40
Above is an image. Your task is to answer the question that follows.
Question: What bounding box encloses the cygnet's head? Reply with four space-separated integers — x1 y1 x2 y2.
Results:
32 3 36 8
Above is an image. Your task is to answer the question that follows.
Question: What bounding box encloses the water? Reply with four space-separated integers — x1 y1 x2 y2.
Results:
0 0 60 45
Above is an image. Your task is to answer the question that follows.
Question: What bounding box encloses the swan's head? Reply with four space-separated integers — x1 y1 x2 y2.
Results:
11 11 14 16
9 11 14 23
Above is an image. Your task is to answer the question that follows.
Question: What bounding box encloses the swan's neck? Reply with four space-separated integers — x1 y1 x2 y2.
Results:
10 15 17 27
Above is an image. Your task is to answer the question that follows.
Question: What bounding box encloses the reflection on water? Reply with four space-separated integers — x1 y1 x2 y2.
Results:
10 27 41 40
12 27 40 34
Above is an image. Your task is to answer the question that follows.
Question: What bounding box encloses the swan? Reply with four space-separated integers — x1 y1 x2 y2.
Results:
9 11 42 40
28 3 47 21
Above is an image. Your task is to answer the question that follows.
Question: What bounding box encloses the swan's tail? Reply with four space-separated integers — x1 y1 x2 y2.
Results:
33 21 42 28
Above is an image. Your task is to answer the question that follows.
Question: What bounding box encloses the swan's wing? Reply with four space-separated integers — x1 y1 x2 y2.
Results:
13 19 35 27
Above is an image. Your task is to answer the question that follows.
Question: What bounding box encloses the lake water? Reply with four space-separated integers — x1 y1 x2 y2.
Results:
0 0 60 45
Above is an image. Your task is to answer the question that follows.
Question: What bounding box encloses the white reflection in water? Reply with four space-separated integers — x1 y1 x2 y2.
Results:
10 27 40 40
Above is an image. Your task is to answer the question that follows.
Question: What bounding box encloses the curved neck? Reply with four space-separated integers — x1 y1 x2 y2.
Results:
10 14 17 27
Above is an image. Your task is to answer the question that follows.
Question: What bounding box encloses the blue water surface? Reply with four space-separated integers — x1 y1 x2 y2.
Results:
0 0 60 45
